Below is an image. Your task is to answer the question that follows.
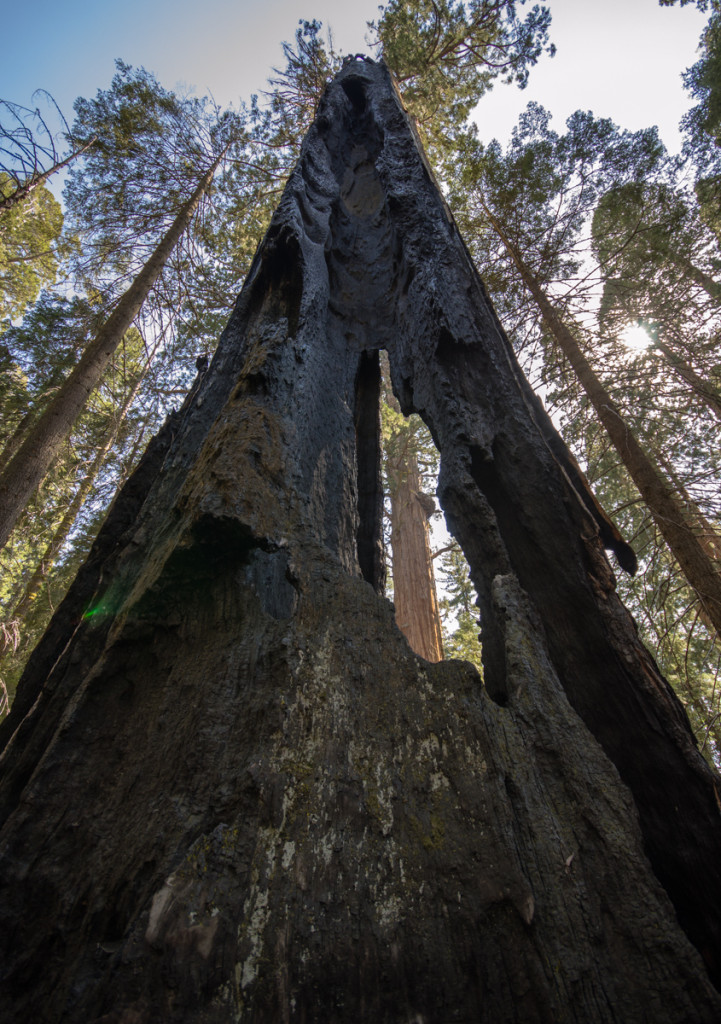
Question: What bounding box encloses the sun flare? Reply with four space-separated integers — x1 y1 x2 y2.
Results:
620 324 652 352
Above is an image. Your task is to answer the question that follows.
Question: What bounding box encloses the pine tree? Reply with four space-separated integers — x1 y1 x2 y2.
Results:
451 105 721 643
0 64 249 551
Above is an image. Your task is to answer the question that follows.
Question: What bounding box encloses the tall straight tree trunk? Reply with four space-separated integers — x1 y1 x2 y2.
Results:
657 452 721 564
654 336 721 422
388 446 444 661
672 250 721 302
0 148 226 552
0 61 720 1022
383 365 444 662
0 408 33 474
4 355 152 642
483 203 721 639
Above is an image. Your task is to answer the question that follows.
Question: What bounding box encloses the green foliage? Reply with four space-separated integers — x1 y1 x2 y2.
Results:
438 545 483 672
592 177 721 419
449 98 721 760
373 0 553 161
453 102 665 293
179 22 339 354
0 310 152 704
667 1 721 231
0 174 65 324
261 20 342 155
0 292 96 460
561 400 721 766
65 61 247 298
381 405 440 491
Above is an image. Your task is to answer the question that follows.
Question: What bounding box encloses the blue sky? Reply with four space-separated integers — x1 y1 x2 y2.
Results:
1 0 709 158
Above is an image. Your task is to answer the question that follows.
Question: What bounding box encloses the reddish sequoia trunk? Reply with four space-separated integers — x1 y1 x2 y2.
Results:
383 377 444 662
0 60 720 1023
388 447 444 661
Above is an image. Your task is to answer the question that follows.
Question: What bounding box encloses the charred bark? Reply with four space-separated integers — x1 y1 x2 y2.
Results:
0 60 720 1023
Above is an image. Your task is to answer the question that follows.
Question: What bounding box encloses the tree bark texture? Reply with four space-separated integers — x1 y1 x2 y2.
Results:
388 447 444 662
0 149 225 552
0 408 33 475
1 60 721 1023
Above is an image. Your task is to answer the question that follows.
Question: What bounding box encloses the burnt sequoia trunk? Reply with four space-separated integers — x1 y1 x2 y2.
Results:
383 371 444 662
1 60 721 1023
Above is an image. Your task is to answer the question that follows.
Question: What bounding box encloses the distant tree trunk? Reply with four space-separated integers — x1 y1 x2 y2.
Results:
383 370 444 662
671 250 721 302
0 61 720 1023
483 203 721 639
3 356 152 645
657 452 721 565
0 148 227 552
388 445 444 661
653 335 721 422
0 407 33 474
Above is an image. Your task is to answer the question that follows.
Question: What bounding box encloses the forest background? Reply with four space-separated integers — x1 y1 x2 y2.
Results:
2 0 720 765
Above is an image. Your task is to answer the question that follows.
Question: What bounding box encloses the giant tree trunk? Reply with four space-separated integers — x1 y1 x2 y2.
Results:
0 148 226 552
1 60 721 1023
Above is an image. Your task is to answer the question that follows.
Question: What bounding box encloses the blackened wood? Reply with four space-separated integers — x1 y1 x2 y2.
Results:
0 59 720 1023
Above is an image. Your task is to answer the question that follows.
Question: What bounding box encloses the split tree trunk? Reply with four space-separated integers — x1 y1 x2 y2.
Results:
0 60 720 1023
0 148 226 552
